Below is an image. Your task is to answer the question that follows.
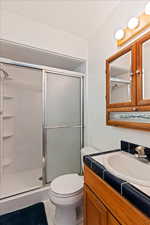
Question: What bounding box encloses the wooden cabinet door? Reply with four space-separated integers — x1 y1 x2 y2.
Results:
108 213 121 225
106 45 137 108
137 33 150 106
84 186 107 225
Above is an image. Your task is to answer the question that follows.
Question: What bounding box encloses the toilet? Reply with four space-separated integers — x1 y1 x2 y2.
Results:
49 147 99 225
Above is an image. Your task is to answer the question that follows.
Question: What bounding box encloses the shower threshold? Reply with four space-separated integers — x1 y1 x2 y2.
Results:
1 168 42 199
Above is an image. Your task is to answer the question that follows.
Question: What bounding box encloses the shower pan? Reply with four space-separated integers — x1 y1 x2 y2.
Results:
0 58 84 199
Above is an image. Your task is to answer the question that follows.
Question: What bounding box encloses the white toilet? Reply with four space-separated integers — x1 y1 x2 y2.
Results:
49 147 99 225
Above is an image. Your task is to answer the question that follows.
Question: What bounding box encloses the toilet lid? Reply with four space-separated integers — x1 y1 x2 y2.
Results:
50 174 83 195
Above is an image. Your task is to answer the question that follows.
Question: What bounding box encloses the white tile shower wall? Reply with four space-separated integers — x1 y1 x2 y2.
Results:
87 0 150 150
3 65 43 173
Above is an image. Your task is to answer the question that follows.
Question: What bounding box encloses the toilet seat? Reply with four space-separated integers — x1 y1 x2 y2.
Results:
50 174 83 198
50 188 83 198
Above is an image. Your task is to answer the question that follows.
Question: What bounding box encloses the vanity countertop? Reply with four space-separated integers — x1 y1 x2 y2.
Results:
83 141 150 218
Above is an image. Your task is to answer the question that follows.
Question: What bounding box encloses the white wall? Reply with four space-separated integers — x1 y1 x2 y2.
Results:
87 1 150 151
0 10 88 60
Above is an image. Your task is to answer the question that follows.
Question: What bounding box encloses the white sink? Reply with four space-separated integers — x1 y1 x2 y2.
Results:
103 152 150 187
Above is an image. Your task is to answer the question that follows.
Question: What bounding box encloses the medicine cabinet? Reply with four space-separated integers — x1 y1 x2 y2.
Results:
106 32 150 130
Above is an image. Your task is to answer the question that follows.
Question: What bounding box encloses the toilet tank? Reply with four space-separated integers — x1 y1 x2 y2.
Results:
81 146 100 172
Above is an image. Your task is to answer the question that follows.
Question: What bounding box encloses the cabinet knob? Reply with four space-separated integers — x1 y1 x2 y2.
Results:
132 107 137 111
136 70 140 75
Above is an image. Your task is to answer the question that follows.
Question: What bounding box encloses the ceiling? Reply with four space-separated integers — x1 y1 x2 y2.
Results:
0 0 120 39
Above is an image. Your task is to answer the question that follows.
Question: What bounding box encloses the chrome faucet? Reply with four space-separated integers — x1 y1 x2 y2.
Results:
135 146 147 161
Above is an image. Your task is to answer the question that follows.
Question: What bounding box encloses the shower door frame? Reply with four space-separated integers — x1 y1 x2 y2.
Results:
42 69 84 184
0 57 85 198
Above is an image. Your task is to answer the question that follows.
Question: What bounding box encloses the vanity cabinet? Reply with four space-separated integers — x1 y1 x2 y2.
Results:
84 185 107 225
106 32 150 130
84 165 150 225
84 185 120 225
108 213 120 225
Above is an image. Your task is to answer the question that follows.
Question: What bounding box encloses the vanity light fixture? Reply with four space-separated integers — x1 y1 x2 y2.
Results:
145 1 150 15
116 3 150 46
115 29 125 40
127 17 139 30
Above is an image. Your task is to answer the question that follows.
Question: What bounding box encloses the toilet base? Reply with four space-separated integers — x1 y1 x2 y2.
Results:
54 204 83 225
55 206 75 225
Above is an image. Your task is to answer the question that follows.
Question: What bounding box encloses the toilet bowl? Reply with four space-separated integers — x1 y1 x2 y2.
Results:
50 174 83 225
49 147 99 225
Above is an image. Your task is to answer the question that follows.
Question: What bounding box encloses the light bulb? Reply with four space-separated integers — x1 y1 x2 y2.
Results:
145 1 150 15
115 29 125 40
128 17 139 30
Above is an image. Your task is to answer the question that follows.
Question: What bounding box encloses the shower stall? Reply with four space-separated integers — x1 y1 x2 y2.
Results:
0 47 85 199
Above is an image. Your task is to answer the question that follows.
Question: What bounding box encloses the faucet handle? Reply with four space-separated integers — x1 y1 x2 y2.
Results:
135 146 145 157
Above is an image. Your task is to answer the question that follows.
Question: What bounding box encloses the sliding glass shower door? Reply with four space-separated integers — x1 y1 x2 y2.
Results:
0 63 43 198
45 72 83 182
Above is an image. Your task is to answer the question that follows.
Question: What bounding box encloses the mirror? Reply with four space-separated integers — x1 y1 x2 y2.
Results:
142 39 150 99
109 51 132 104
106 32 150 131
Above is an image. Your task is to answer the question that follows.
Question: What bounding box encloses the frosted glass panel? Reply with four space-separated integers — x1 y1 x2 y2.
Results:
1 64 43 198
46 127 81 182
45 73 82 182
46 74 81 126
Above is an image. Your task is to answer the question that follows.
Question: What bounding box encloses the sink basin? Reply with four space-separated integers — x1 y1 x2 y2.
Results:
103 152 150 187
